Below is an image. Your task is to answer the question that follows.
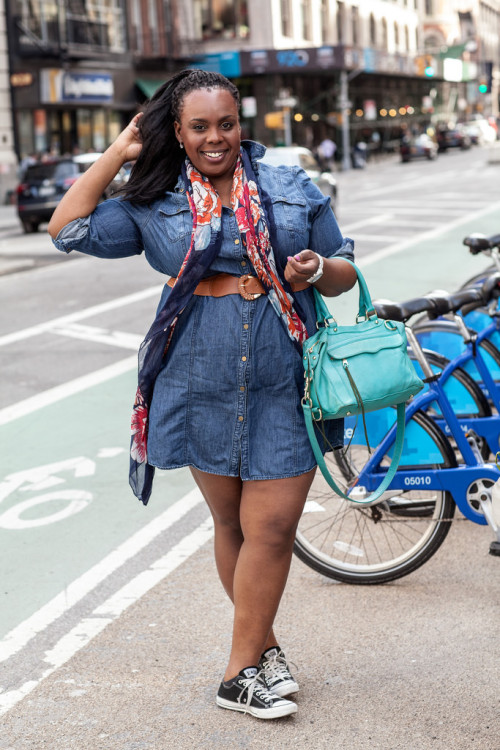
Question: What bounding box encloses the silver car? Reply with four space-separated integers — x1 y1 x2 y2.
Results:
259 146 337 211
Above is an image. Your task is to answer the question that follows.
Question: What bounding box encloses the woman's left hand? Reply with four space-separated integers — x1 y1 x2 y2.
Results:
284 250 319 284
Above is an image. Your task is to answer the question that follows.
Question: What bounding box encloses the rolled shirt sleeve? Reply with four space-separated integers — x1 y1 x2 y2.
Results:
52 198 144 259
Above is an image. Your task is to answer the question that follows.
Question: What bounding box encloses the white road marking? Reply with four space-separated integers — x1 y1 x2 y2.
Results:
359 200 500 268
350 233 406 243
50 322 143 350
0 284 163 348
341 214 393 233
0 355 137 426
0 487 204 663
0 514 213 716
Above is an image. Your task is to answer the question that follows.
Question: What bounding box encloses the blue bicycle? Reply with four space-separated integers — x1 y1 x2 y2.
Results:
295 291 500 584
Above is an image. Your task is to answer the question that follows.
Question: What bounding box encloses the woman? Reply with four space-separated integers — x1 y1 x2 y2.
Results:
48 69 356 720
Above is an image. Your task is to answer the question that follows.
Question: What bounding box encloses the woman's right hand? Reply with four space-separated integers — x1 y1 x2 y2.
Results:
112 113 144 164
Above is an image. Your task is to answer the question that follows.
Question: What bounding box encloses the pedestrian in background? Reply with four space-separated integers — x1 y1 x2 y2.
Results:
317 136 337 170
48 69 356 720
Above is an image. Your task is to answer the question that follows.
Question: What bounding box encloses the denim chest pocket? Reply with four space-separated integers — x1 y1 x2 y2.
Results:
271 194 309 254
159 200 193 243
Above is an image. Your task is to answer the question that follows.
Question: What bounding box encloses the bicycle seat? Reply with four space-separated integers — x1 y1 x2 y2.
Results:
423 287 484 317
372 296 438 323
487 233 500 249
463 233 492 254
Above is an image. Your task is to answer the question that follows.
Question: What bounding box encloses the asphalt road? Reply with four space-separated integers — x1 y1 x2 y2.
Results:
1 145 500 749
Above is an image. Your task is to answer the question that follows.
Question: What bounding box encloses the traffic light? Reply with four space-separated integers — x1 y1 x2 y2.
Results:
478 62 493 93
415 55 435 77
424 58 435 77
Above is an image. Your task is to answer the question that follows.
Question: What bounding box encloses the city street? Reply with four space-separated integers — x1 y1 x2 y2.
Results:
1 145 500 749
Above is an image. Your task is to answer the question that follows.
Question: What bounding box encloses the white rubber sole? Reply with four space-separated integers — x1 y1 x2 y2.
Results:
216 696 297 719
270 679 300 698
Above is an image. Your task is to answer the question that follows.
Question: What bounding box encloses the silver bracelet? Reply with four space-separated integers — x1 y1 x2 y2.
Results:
306 253 324 284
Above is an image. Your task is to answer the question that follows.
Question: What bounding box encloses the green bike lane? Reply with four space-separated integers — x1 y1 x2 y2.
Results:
0 367 197 641
0 201 497 649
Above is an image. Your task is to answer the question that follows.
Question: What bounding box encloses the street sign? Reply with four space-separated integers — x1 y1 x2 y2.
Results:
274 97 298 108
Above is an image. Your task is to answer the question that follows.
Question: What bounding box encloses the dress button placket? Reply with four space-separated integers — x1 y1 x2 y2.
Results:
231 298 252 472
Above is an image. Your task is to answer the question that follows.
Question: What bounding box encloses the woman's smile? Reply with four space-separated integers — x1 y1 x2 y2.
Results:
201 149 229 161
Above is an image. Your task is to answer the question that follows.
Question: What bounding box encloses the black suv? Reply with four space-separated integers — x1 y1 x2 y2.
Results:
16 153 125 233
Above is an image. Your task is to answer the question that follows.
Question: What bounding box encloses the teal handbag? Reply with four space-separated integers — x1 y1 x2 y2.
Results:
302 260 424 504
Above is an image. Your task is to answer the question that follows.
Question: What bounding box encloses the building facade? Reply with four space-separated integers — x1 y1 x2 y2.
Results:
420 0 500 119
1 0 499 192
176 0 439 151
6 0 137 160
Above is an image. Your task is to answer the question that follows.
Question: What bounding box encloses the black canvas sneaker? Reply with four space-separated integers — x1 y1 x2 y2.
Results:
216 666 297 719
259 647 299 697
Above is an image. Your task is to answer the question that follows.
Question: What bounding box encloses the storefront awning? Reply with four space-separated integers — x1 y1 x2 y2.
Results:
135 78 164 99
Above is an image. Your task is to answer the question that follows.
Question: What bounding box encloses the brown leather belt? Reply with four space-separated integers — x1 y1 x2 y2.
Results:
167 273 309 300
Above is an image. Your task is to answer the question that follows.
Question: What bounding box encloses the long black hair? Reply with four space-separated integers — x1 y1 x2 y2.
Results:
121 69 240 204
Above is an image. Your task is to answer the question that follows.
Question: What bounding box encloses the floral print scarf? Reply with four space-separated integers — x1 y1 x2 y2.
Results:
129 146 308 505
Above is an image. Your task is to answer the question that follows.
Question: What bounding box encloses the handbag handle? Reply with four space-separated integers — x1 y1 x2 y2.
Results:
314 259 376 324
303 402 406 504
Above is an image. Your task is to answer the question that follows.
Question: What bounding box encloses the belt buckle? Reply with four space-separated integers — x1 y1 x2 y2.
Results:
238 274 261 300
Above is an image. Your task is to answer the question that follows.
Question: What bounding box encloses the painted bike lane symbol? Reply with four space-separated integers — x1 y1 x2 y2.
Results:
0 449 125 529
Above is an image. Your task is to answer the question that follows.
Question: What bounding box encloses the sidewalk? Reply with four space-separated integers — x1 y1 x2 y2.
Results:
1 520 498 750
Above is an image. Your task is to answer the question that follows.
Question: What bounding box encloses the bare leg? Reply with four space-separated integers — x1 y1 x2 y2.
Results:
190 468 243 602
225 471 315 679
190 466 315 681
191 467 282 653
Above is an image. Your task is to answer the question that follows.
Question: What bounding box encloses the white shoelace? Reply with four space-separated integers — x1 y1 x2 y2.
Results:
237 672 276 710
262 653 295 687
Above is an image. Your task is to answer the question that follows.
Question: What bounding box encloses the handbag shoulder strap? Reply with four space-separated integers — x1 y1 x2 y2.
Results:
315 259 376 321
303 403 406 504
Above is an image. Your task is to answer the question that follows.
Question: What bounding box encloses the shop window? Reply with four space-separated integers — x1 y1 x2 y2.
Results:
108 112 122 145
93 110 106 151
77 110 92 152
194 0 249 40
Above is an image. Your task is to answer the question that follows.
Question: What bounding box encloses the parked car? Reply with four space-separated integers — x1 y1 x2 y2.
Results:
436 124 471 152
259 146 337 210
465 118 497 145
16 153 126 233
400 133 438 162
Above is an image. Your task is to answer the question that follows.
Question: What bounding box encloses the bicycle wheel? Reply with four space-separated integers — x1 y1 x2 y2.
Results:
413 320 500 390
413 350 491 459
294 410 456 584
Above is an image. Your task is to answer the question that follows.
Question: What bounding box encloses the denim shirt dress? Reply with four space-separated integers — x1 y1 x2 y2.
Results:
53 141 355 481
